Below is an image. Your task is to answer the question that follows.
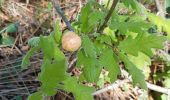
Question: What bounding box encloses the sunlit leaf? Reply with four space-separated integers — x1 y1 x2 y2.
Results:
119 33 166 57
28 37 40 47
62 77 95 100
27 92 43 100
118 52 147 90
99 47 120 82
21 47 40 69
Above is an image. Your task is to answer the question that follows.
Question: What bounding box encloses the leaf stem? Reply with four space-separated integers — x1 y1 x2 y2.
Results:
97 0 119 33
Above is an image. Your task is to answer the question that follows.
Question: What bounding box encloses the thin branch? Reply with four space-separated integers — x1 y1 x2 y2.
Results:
52 0 74 31
92 79 129 95
97 0 119 33
92 78 170 96
146 82 170 95
155 0 165 18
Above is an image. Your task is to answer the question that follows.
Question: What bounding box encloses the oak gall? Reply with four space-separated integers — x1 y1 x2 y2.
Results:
62 31 81 52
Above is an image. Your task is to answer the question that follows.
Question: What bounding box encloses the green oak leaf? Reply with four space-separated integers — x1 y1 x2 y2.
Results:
99 47 120 82
21 47 40 69
109 21 151 34
122 0 142 13
128 52 151 69
38 57 68 96
147 13 170 40
77 50 102 82
53 21 62 44
82 35 96 58
27 92 43 100
62 77 95 100
118 52 147 90
37 36 68 96
79 2 92 33
28 37 40 47
119 33 166 57
6 23 18 33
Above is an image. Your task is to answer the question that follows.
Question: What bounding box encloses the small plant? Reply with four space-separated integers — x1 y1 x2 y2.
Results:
22 0 170 100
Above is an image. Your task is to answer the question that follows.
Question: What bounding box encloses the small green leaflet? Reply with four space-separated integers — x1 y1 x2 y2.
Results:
103 27 117 42
99 47 120 82
77 50 102 82
164 78 170 88
27 91 43 100
79 2 92 33
79 1 104 33
28 37 40 47
39 36 60 59
88 11 105 30
6 23 18 33
21 47 40 69
38 36 68 96
61 77 95 100
53 21 62 44
2 36 14 46
47 2 53 11
38 58 68 96
96 35 112 45
82 35 96 58
119 33 166 57
122 0 142 13
128 52 151 69
128 52 151 79
118 52 147 90
147 13 170 40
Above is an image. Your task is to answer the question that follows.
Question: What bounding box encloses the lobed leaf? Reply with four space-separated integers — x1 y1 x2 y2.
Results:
27 92 43 100
147 13 170 40
21 47 40 69
77 50 102 82
118 52 147 90
99 47 120 82
62 77 95 100
119 33 166 57
82 34 96 58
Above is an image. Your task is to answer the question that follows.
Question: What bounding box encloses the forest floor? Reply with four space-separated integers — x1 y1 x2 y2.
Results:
0 0 170 100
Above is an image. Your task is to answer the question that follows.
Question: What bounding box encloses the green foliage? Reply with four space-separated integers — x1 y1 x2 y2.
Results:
99 47 120 82
28 37 40 47
27 92 43 100
128 52 151 69
147 13 170 40
53 21 62 44
0 23 18 46
122 0 141 13
22 0 168 100
82 35 96 57
61 77 95 100
77 50 101 82
2 35 14 46
119 33 166 57
110 21 151 34
21 47 40 69
118 52 147 90
6 23 18 33
79 1 104 33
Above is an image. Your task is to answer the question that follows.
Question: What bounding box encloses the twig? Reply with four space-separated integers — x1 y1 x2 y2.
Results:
92 79 129 95
155 0 165 18
92 78 170 97
52 0 74 31
97 0 119 33
146 82 170 96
